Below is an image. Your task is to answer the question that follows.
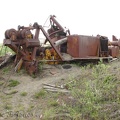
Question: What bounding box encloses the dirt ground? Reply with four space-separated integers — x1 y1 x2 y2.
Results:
0 63 82 119
0 57 120 120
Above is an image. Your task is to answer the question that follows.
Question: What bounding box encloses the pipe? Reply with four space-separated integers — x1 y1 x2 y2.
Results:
54 37 67 46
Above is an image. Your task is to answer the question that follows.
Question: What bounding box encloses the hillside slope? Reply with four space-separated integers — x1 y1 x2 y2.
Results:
0 59 120 120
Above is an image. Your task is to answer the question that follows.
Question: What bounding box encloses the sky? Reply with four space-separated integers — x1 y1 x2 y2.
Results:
0 0 120 43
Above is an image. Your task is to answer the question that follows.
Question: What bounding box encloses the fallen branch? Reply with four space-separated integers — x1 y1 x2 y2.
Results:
43 83 64 89
44 88 70 93
0 55 13 68
43 83 70 93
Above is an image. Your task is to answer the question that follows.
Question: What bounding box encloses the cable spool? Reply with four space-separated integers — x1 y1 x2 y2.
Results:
18 29 33 39
5 29 17 41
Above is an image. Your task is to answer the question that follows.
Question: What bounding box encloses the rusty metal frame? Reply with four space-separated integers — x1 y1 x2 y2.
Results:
39 25 63 60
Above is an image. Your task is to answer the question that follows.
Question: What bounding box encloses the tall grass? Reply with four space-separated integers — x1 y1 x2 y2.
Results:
36 61 120 120
63 62 120 120
0 44 14 56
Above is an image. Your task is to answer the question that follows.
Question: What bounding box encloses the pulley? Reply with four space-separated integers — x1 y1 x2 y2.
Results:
17 29 33 39
5 29 17 41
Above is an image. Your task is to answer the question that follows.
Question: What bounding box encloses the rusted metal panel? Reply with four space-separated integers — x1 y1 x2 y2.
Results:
108 46 119 58
67 35 100 58
112 35 118 41
111 40 120 46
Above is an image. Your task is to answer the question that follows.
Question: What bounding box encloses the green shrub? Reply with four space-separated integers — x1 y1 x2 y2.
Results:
49 100 59 107
65 62 119 119
34 89 46 99
0 45 14 56
8 80 20 87
20 92 27 96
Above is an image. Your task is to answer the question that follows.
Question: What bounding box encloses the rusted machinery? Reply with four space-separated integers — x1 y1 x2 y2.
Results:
4 25 40 74
3 15 120 75
108 35 120 58
3 21 64 74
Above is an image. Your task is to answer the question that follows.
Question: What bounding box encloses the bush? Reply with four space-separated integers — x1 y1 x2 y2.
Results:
65 62 119 119
34 89 46 99
8 80 20 87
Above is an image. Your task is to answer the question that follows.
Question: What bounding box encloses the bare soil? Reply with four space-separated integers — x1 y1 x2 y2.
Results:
0 63 82 119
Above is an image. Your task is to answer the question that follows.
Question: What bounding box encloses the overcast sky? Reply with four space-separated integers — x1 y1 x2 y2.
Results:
0 0 120 43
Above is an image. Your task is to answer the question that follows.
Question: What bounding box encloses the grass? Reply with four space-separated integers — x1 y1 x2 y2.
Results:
0 44 14 56
0 50 120 120
15 104 25 111
61 62 120 120
34 89 46 99
0 81 4 86
34 61 120 120
20 92 27 96
43 108 56 119
48 100 59 107
9 90 18 94
4 104 12 110
38 60 46 72
8 79 20 87
2 66 11 73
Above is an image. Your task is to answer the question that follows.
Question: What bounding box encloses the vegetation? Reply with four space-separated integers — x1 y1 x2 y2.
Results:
34 89 46 99
64 62 119 120
2 65 11 73
0 81 4 86
48 100 59 107
9 90 18 95
20 92 28 96
8 79 20 87
0 44 14 56
4 104 12 110
38 60 46 72
38 61 120 120
0 45 120 119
